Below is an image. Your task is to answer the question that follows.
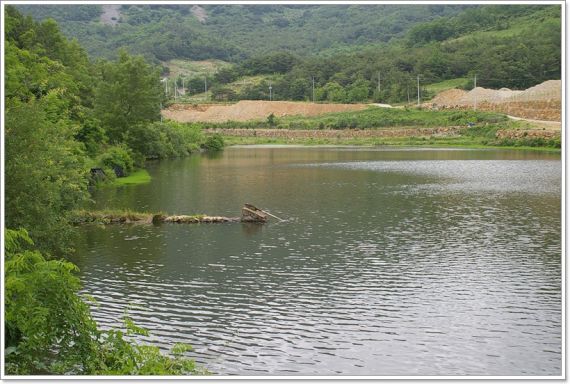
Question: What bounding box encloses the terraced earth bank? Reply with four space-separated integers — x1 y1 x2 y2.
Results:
428 80 561 122
162 100 368 123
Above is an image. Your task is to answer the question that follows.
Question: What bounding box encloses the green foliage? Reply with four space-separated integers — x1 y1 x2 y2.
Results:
96 331 203 375
5 99 89 256
5 228 205 375
267 113 277 127
5 228 100 374
125 121 204 160
425 78 470 93
16 4 469 61
202 134 225 151
98 145 135 175
112 169 152 186
16 4 560 102
94 50 162 143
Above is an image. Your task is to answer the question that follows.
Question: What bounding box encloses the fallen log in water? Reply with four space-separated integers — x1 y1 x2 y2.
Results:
71 207 265 225
160 215 240 223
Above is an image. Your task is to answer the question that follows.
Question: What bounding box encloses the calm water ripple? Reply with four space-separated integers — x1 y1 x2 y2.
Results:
74 147 561 376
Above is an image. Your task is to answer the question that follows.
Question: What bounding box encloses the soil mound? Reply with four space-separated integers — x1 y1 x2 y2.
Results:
504 80 561 102
428 80 561 121
430 89 468 106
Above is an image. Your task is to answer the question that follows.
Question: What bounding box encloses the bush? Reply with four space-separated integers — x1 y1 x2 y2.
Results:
98 145 135 176
267 113 276 127
125 122 204 160
202 134 224 151
5 228 205 375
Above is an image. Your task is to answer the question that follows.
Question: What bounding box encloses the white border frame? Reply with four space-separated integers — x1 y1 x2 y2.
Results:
0 0 565 381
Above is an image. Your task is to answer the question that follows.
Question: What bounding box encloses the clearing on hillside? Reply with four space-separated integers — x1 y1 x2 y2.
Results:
162 101 368 123
164 59 231 79
100 5 121 26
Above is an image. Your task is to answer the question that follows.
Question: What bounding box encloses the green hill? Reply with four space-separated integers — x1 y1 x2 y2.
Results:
16 4 561 104
15 4 470 61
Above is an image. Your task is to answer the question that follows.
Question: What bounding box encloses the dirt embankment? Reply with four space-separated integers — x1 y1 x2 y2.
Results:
162 100 368 123
428 80 561 122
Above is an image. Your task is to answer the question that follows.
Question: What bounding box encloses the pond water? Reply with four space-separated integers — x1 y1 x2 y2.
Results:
73 146 562 376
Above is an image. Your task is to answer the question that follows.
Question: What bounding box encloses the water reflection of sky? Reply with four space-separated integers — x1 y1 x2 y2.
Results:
306 160 561 194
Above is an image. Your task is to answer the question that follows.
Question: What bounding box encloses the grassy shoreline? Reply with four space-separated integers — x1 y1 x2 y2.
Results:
221 135 561 152
111 169 152 186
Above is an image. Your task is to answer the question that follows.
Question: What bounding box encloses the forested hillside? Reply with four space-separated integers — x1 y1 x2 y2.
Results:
16 4 470 61
17 4 561 104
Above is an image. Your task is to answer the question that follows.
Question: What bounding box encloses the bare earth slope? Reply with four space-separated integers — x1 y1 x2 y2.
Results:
162 100 368 123
428 80 561 122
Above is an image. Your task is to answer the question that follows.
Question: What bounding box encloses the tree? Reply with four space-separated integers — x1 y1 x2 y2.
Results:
94 50 162 143
322 81 347 102
5 98 89 255
347 78 370 102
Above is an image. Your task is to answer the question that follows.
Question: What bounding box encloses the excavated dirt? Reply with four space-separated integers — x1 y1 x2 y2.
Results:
428 80 561 121
430 89 469 107
162 100 368 123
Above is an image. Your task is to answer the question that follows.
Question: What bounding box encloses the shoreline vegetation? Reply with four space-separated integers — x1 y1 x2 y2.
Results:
110 169 152 186
221 136 562 152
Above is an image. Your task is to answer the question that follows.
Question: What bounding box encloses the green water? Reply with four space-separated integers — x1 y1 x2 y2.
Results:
73 146 561 376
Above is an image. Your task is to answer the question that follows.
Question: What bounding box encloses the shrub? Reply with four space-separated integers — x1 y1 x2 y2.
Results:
267 113 276 127
5 228 205 375
202 134 225 151
98 145 135 176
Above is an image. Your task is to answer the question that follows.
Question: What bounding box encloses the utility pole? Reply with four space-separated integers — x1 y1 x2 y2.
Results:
182 77 185 96
407 82 410 105
269 82 273 101
473 74 477 111
204 76 208 101
312 76 315 103
417 75 420 107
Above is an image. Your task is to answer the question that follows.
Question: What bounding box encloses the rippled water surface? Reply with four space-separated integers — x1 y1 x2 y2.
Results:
74 146 561 376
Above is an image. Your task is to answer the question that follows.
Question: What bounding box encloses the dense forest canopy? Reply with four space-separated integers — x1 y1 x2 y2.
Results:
16 3 561 103
16 4 471 60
